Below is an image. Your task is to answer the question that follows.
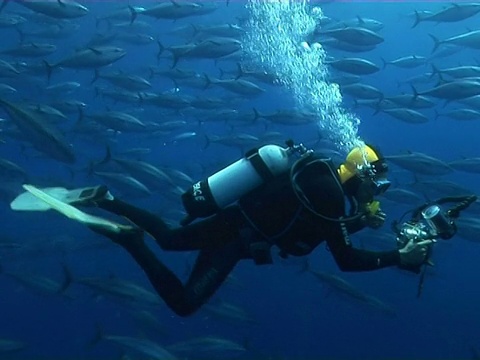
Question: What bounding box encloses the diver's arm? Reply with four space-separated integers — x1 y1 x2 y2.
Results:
326 222 401 272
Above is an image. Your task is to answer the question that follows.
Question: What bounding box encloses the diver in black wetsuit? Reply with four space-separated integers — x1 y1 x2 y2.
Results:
76 143 432 317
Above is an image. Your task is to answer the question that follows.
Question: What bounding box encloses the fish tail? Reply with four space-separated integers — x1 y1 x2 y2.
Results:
412 10 422 28
189 23 199 40
430 63 440 78
14 26 24 42
433 109 439 121
148 66 155 79
91 69 99 84
203 73 211 89
235 62 244 80
380 57 387 70
252 107 260 122
0 0 8 13
410 84 419 99
43 60 53 83
171 52 180 69
96 144 112 166
128 5 137 24
59 263 73 293
88 323 105 348
94 17 103 29
436 72 445 86
203 134 210 149
429 34 441 54
156 40 164 63
86 161 96 177
77 106 84 123
373 100 382 116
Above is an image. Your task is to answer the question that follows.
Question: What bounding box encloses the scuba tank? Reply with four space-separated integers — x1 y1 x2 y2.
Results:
180 140 311 225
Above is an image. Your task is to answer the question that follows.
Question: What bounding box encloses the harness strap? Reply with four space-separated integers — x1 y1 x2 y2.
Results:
245 148 275 181
239 204 304 242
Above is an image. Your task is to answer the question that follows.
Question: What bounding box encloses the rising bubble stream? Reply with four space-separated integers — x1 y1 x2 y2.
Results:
243 0 364 152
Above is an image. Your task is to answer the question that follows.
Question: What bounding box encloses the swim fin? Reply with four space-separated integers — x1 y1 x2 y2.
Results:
10 186 100 211
16 184 132 234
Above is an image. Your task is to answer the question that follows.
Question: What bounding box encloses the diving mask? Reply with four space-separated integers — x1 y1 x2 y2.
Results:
357 159 390 196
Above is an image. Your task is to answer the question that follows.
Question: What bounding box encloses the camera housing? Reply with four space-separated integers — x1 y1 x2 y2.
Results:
421 205 455 240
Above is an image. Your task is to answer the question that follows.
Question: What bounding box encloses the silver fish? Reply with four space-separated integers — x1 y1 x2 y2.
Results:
413 3 480 28
45 46 127 80
0 0 89 19
382 108 429 124
328 57 380 75
386 152 452 175
0 42 57 57
0 98 75 163
381 55 426 69
103 334 178 360
430 30 480 53
318 26 384 46
449 157 480 173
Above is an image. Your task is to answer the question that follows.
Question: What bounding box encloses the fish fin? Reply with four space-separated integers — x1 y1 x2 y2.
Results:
91 69 99 84
429 34 441 54
156 40 164 63
88 323 105 348
410 84 419 99
59 263 73 293
0 0 8 13
43 60 53 83
170 0 181 8
88 47 102 55
380 57 387 69
412 10 422 28
57 0 66 8
128 5 137 24
96 144 112 166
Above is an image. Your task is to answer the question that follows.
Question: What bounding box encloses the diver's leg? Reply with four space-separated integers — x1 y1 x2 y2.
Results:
97 197 171 237
98 198 244 252
103 227 246 317
160 207 244 251
78 184 245 251
68 185 170 236
178 240 247 315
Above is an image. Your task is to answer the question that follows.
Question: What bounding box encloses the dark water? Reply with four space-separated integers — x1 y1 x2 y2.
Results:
1 1 480 359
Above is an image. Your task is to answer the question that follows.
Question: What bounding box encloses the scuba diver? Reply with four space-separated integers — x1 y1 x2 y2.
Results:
12 140 436 317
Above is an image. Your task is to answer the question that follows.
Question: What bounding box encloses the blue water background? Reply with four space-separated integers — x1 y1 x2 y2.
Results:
1 1 480 359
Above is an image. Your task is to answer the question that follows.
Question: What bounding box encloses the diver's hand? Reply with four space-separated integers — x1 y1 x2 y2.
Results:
365 210 386 229
399 239 433 270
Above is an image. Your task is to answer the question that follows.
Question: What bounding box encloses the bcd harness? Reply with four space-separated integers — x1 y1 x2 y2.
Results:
238 154 366 265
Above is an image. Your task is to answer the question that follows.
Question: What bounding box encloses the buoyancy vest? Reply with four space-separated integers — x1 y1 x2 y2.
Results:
238 155 349 255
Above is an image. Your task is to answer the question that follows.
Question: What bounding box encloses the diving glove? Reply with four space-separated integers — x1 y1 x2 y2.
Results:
365 209 386 229
362 201 386 229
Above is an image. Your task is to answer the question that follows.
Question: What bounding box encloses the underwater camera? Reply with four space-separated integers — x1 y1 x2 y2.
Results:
392 195 477 297
396 204 456 249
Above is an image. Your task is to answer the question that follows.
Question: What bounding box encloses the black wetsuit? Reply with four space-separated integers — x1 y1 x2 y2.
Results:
95 155 400 316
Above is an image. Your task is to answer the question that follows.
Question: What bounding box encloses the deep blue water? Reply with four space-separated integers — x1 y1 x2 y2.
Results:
1 1 480 359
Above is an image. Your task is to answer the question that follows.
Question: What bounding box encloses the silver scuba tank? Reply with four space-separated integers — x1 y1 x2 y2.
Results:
180 141 310 225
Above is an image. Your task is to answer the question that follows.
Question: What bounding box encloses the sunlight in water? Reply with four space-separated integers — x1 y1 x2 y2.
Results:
243 0 364 152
